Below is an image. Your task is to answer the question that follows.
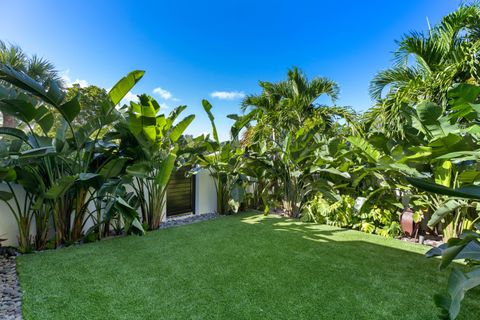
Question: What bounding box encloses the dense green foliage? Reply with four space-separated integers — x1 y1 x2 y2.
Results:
17 212 480 319
2 3 480 318
0 64 194 251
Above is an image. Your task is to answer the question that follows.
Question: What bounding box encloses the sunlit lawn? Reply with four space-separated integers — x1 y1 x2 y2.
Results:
17 212 479 319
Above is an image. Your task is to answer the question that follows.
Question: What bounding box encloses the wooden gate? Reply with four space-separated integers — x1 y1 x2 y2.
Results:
166 167 195 216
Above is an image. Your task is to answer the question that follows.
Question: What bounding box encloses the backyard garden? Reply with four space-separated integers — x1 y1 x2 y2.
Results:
1 3 480 320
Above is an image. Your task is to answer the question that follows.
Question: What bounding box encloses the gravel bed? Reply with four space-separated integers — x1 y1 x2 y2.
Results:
0 256 22 320
159 212 217 228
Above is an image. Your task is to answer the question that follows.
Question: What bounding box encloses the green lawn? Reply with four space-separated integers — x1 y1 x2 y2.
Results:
17 212 479 319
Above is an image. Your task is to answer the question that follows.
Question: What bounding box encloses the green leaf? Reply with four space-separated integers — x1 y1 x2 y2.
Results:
35 105 54 133
58 94 80 123
166 105 187 130
434 160 452 187
77 173 103 188
407 178 480 200
113 196 145 235
170 114 195 142
131 218 145 235
126 162 151 178
99 158 128 179
347 136 382 162
155 153 176 187
202 99 219 144
0 167 16 182
311 167 351 179
0 127 29 145
435 150 480 161
457 171 480 184
0 191 13 201
0 99 37 122
108 70 145 106
230 183 245 209
448 83 480 103
428 199 465 227
439 267 480 320
439 234 480 269
15 169 44 194
46 80 65 106
416 101 442 125
0 64 63 106
45 176 76 199
20 146 55 159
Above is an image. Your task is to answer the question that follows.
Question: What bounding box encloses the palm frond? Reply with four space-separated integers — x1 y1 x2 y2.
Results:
369 67 422 100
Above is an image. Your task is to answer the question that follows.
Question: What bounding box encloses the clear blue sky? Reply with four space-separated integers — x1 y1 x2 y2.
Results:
0 0 461 140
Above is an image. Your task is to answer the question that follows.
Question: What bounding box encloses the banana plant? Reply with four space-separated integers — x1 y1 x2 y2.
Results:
195 100 247 214
117 94 195 229
0 63 146 247
409 177 480 319
401 85 480 239
403 83 480 319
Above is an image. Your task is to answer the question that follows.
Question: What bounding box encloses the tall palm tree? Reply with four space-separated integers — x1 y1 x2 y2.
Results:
240 67 349 143
368 4 480 138
0 40 62 127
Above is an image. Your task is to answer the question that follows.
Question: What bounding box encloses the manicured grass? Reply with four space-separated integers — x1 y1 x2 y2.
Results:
17 212 479 319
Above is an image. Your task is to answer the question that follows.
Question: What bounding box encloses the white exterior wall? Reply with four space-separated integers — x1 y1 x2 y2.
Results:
0 169 216 247
195 169 217 214
0 184 28 247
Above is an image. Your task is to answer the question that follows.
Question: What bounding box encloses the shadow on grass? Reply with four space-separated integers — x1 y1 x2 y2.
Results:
238 212 480 319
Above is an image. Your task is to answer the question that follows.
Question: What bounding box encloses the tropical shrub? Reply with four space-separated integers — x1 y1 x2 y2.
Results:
0 63 150 250
302 194 401 237
118 95 195 229
193 100 247 214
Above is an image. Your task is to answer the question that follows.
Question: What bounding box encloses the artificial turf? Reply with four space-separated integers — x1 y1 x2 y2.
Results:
17 212 479 319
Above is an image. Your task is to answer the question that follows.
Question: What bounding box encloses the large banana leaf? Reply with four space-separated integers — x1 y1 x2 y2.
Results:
126 162 152 178
170 114 195 142
347 136 382 162
113 196 145 235
99 158 128 179
165 105 187 131
407 177 480 199
435 267 480 320
34 105 54 133
229 183 245 213
202 99 219 144
57 94 80 122
155 153 176 187
20 146 55 159
0 127 30 145
44 175 76 199
108 70 145 106
0 99 37 122
435 150 480 161
0 64 63 106
434 160 452 187
428 199 466 227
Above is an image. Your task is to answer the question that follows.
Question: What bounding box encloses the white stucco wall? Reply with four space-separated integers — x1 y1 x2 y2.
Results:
0 169 216 247
0 184 28 247
195 169 217 214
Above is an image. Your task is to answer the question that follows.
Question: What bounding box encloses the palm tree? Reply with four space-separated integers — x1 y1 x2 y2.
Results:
240 67 349 143
0 40 62 127
368 4 480 138
236 68 357 217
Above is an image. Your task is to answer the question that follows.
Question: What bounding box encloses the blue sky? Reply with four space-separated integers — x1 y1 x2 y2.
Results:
0 0 461 140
